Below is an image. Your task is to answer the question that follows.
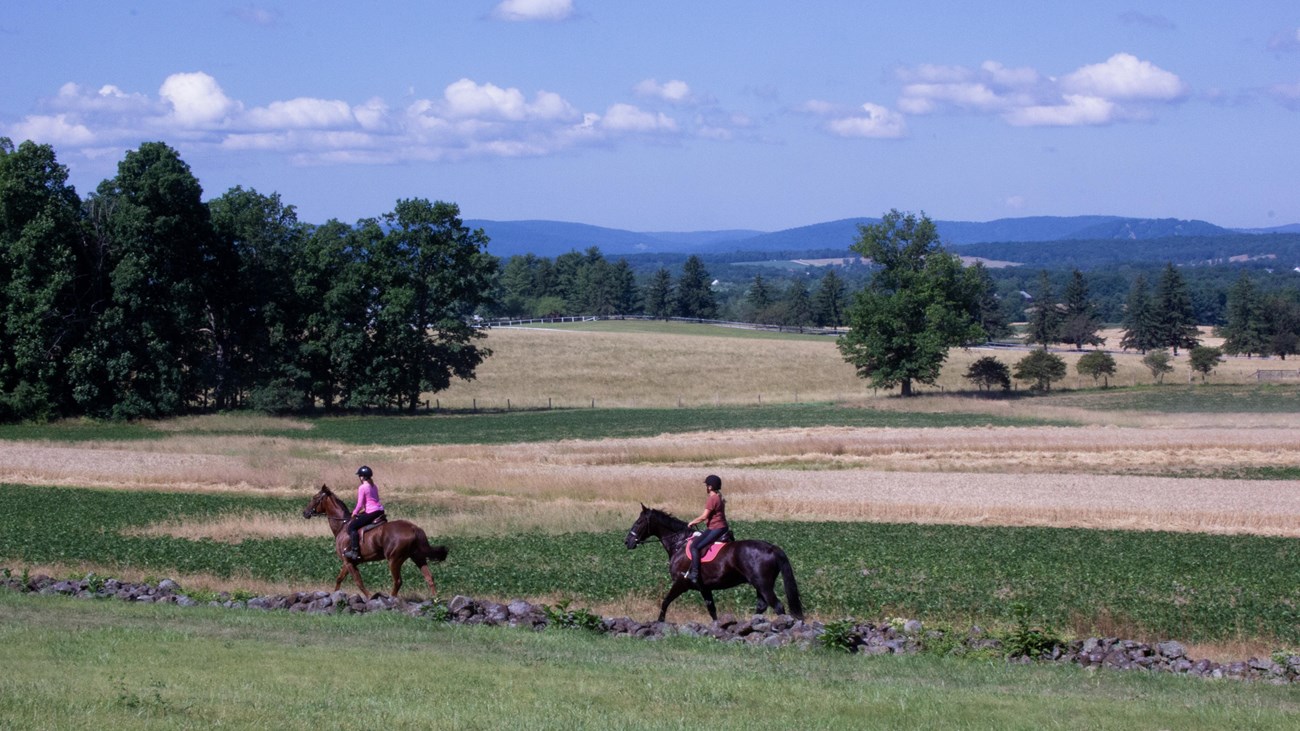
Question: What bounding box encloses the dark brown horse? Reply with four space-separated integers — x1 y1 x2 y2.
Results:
625 504 803 622
301 485 447 598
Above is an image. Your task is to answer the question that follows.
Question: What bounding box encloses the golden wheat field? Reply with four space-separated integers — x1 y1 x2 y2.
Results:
8 322 1300 550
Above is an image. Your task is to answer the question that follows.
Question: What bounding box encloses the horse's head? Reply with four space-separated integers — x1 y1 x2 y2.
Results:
626 503 680 549
302 485 334 519
625 504 653 549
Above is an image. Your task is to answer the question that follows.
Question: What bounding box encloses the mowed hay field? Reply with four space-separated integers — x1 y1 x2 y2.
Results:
433 323 1264 409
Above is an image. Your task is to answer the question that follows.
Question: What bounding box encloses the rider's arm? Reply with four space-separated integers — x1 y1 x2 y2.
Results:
687 508 710 528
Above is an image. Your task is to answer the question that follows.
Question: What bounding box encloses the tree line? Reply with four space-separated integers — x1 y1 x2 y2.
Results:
0 138 495 421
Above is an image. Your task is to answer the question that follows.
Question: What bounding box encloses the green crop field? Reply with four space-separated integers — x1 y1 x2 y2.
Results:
4 484 1297 644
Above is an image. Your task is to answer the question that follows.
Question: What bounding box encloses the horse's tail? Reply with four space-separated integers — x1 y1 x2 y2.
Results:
778 549 804 620
415 528 449 562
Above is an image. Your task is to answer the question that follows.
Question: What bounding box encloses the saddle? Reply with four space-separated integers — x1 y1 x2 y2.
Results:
358 514 388 534
684 530 733 563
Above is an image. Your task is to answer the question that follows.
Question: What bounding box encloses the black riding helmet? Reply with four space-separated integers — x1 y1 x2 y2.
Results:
704 474 722 491
356 465 373 479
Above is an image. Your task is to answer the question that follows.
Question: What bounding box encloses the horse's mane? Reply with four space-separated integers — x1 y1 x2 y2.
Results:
645 507 690 532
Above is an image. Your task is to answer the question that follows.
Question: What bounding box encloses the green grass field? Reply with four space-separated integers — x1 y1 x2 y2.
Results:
2 593 1297 731
0 402 1062 445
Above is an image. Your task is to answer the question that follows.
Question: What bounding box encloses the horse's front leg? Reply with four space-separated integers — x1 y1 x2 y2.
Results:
657 579 693 623
333 564 350 592
700 589 718 621
345 560 371 598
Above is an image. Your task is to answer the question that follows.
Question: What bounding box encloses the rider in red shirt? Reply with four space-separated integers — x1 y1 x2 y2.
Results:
684 474 729 583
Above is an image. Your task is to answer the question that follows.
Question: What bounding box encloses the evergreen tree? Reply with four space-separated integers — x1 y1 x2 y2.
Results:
1261 294 1300 360
1024 271 1060 347
1058 269 1105 349
746 273 772 322
812 269 848 328
969 262 1008 339
1152 263 1200 355
1120 275 1158 353
783 277 813 329
675 255 716 319
1218 273 1266 357
609 259 639 315
644 268 673 319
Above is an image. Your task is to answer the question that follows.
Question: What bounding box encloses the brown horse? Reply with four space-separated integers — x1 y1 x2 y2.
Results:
301 485 447 598
625 504 803 622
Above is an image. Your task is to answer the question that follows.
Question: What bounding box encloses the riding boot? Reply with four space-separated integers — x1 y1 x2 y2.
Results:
685 555 700 583
343 542 361 561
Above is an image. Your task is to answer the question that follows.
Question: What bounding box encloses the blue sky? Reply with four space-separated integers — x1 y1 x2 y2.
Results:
2 1 1298 231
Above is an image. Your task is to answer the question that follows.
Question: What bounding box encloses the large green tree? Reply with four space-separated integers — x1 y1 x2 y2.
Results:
0 139 89 420
207 186 308 411
69 142 217 419
364 199 496 411
837 210 985 396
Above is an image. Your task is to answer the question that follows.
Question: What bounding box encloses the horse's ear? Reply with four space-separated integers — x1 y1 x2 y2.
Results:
640 502 647 511
321 484 331 494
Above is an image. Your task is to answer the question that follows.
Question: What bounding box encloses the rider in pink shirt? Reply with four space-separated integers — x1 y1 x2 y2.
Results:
343 466 386 560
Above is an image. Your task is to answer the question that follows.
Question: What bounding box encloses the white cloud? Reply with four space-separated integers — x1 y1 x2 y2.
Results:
598 103 678 133
635 78 694 105
441 79 576 122
159 72 240 127
1004 94 1116 127
826 103 906 139
892 53 1186 128
244 98 355 130
491 0 574 22
8 114 96 146
1060 53 1187 101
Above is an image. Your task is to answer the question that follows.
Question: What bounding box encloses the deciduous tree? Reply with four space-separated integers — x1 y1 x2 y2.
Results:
1013 349 1067 391
837 210 985 396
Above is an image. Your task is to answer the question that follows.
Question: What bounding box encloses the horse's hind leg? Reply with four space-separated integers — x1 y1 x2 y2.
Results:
388 557 404 597
758 581 783 616
700 590 718 621
754 590 768 615
413 557 437 598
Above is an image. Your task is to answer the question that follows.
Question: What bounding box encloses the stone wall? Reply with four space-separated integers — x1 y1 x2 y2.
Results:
5 573 1296 685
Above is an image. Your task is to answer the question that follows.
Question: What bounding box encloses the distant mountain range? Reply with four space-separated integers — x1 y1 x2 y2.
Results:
465 216 1300 259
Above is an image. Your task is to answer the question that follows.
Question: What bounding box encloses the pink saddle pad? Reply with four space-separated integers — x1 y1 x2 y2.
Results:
684 539 727 563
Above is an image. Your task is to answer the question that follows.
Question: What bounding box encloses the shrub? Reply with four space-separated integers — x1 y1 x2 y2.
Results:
1002 603 1063 659
965 356 1011 392
1075 350 1117 388
1013 349 1067 391
1188 346 1223 382
1142 349 1175 384
818 618 860 653
542 599 604 631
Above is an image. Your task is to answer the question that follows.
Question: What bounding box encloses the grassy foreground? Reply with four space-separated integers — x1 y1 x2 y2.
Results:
2 593 1297 731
